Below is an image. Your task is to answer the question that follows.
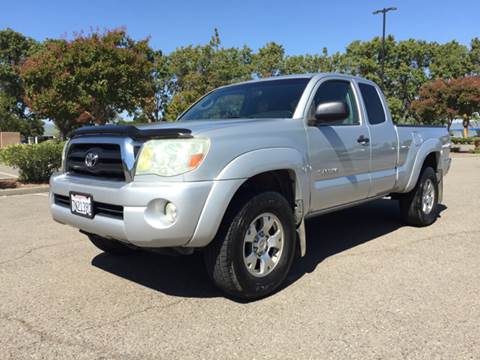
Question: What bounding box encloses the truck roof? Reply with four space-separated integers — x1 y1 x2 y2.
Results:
219 73 377 88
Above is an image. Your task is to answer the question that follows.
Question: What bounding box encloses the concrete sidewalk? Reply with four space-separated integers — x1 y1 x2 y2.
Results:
0 164 49 196
0 164 18 179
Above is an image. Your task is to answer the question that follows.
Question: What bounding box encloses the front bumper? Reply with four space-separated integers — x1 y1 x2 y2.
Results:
50 174 215 248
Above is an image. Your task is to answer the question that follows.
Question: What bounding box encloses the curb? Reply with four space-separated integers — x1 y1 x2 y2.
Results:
450 153 480 158
0 185 49 196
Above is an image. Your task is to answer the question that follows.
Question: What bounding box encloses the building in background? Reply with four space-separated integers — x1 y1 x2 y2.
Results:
0 132 21 148
26 120 57 144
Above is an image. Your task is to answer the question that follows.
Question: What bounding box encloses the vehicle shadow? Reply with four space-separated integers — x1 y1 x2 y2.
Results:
92 199 447 300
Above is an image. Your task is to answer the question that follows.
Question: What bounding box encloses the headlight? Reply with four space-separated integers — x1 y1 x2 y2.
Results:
135 138 210 177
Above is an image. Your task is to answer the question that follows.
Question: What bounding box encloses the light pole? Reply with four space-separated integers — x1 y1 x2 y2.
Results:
373 7 397 87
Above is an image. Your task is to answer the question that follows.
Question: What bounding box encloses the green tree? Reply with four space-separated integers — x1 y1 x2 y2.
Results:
283 49 334 74
340 37 460 123
411 76 480 135
136 50 173 122
429 41 473 79
343 36 407 120
410 79 457 130
253 42 285 78
20 30 155 138
387 39 433 122
0 29 43 137
470 38 480 76
141 34 480 125
165 29 252 119
451 76 480 137
166 45 206 119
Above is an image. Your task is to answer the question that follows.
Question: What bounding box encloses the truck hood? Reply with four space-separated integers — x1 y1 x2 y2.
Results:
136 118 285 136
144 118 307 182
73 118 300 143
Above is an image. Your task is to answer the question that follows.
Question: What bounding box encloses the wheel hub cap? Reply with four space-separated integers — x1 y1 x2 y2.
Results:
422 178 435 214
243 212 284 277
254 237 268 255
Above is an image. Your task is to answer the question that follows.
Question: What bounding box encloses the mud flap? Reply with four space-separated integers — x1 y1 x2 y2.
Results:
296 219 306 257
436 169 443 204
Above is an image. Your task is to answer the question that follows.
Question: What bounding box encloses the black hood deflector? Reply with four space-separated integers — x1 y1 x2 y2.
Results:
71 125 192 141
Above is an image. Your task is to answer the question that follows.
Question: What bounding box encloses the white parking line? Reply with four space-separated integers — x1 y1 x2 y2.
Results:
450 156 480 160
0 192 49 199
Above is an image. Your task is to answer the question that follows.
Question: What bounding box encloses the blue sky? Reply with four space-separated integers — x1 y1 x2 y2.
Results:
1 0 478 55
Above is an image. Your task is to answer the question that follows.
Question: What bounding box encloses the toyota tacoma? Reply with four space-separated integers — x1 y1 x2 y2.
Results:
50 74 451 299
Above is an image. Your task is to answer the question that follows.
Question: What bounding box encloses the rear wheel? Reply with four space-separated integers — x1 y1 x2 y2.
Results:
204 191 296 300
87 234 137 255
399 166 439 226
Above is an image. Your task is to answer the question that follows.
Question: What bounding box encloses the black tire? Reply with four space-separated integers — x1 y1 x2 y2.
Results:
399 166 439 227
88 234 137 255
204 191 296 300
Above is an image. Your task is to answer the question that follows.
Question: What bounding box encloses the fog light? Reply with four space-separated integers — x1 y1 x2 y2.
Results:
164 202 177 223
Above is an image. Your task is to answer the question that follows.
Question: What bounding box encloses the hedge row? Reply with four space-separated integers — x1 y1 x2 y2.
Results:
450 137 480 145
0 141 65 183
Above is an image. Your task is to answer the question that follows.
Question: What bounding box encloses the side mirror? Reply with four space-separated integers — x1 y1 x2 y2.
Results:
309 101 349 125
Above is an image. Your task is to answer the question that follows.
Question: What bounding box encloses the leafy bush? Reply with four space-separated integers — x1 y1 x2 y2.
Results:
0 141 65 183
450 137 480 145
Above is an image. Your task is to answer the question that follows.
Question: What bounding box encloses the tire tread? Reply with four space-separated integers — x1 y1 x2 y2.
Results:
399 166 438 227
204 191 295 299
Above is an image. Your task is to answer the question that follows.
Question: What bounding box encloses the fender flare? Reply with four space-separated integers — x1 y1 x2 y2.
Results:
216 147 308 201
188 148 309 250
404 138 442 192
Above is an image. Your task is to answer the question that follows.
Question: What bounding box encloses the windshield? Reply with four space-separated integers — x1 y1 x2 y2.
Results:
179 78 310 121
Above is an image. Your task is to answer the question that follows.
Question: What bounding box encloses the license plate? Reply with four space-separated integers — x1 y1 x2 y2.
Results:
70 192 93 218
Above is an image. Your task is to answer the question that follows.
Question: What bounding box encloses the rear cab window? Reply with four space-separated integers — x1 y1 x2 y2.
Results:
358 83 386 125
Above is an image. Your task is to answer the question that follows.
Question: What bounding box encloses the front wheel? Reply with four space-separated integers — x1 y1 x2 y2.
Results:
399 166 439 226
204 191 296 300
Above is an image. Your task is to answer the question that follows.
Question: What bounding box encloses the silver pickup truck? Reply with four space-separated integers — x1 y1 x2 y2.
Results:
50 73 451 299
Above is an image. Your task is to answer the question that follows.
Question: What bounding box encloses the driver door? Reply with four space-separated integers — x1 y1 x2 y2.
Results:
306 79 372 212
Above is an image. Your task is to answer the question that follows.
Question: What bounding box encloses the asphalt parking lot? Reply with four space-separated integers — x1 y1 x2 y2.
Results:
1 156 479 359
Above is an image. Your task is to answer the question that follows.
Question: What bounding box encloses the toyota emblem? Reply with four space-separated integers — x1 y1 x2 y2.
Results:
85 151 99 168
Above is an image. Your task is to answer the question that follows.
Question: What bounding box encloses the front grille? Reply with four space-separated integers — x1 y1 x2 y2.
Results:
54 194 124 220
66 143 125 181
54 194 70 207
95 202 124 219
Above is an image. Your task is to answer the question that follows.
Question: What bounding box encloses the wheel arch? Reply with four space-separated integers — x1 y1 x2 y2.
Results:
188 148 309 252
404 140 442 193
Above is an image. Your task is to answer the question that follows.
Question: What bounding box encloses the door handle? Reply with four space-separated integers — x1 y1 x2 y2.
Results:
357 135 370 145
